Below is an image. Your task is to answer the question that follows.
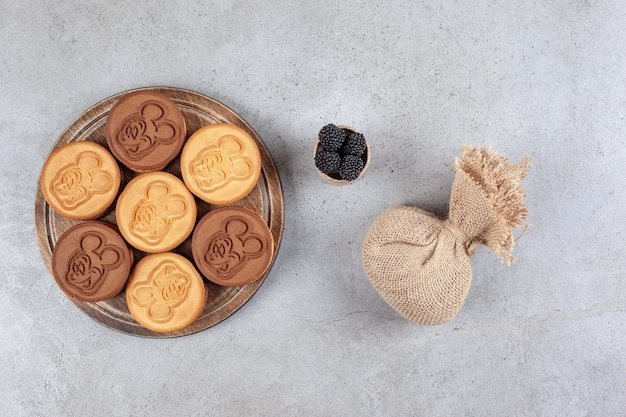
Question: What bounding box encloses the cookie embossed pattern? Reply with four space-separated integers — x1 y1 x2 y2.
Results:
105 91 187 172
116 171 197 253
40 141 122 220
51 221 133 302
35 87 284 338
192 207 274 287
180 123 262 205
126 253 206 333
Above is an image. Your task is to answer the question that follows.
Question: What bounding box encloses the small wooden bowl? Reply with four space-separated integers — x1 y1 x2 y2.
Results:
314 125 370 184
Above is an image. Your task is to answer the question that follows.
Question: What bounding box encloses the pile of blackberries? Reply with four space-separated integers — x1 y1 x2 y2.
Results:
314 124 367 181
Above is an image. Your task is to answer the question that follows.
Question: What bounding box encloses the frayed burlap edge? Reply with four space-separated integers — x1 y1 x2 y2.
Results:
455 145 531 265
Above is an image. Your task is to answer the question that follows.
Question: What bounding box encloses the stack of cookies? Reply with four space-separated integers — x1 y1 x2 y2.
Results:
40 91 274 333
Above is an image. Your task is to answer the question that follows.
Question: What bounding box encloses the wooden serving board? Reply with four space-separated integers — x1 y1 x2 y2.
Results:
34 87 284 338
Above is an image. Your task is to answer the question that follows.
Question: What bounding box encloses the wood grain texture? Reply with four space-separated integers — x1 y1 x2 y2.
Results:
34 87 284 338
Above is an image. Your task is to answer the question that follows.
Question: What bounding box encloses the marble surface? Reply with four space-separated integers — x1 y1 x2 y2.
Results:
1 1 625 415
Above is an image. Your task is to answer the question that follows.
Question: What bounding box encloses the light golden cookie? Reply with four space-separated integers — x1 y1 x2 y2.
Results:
115 171 197 253
180 123 262 205
126 252 206 333
105 91 186 172
40 141 121 220
192 207 274 286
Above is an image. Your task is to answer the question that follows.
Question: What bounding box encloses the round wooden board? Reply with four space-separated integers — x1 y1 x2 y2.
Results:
34 87 284 338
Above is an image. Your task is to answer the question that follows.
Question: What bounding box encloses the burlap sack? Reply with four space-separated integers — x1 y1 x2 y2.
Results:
362 145 530 325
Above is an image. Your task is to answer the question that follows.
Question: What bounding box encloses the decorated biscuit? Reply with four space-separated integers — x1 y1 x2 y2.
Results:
52 221 133 301
126 252 206 333
105 91 186 172
40 141 121 220
180 123 262 205
192 206 273 286
115 171 197 253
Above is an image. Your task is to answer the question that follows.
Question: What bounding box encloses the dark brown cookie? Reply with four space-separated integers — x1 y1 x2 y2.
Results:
105 91 186 172
192 207 274 286
52 221 133 301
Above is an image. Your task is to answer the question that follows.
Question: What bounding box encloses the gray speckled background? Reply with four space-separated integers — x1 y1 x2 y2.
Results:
2 1 625 416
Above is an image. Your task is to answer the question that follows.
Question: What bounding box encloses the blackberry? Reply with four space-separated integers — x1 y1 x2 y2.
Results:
314 151 341 174
341 132 366 156
340 154 365 181
319 124 345 152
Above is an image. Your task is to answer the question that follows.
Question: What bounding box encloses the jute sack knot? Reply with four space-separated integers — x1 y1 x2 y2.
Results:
361 145 530 325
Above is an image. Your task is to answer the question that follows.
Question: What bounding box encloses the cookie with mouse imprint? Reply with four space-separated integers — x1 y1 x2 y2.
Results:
192 206 274 287
105 90 186 172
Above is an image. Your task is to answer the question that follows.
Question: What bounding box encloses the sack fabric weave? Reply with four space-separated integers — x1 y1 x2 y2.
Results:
361 145 530 325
